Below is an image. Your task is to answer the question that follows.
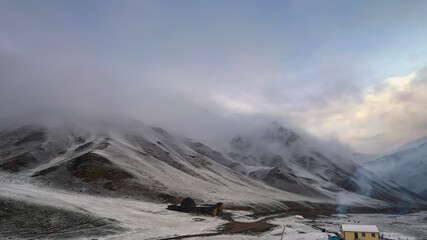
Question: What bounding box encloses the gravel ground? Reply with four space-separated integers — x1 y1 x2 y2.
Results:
0 197 124 239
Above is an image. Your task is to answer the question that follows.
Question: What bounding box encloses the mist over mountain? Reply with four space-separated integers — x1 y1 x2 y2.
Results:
1 116 425 210
364 136 427 198
2 1 427 238
351 152 383 164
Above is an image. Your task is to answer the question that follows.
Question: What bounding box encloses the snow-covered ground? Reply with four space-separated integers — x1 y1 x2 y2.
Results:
189 215 329 240
327 212 427 240
1 173 426 239
0 174 226 239
225 209 259 223
189 212 427 240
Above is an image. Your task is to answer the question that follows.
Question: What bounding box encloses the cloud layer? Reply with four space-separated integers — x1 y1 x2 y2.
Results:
298 70 427 153
1 0 427 153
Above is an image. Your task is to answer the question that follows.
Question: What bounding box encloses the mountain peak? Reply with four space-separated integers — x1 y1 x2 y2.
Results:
263 122 300 146
397 136 427 151
269 121 287 132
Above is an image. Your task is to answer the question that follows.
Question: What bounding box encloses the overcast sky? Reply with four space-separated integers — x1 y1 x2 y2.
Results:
1 0 427 154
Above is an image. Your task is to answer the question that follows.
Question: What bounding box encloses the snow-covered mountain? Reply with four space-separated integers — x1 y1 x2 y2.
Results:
397 136 427 151
225 122 426 208
351 152 383 164
0 120 426 211
364 136 427 198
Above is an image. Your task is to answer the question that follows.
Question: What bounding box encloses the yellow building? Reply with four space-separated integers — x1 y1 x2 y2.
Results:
340 224 380 240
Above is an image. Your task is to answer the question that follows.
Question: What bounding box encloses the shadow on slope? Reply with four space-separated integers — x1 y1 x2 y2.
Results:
0 197 124 239
32 152 174 201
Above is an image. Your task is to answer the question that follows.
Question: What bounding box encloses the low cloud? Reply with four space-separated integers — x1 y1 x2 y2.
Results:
1 1 427 154
301 69 427 154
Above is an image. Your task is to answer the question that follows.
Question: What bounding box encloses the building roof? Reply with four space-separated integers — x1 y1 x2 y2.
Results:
180 197 196 207
341 224 379 233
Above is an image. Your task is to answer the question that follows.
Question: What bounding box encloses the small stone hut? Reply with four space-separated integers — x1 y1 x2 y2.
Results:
167 197 223 216
180 197 196 207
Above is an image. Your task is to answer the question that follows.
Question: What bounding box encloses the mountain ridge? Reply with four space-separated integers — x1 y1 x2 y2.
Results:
364 135 427 198
1 120 426 212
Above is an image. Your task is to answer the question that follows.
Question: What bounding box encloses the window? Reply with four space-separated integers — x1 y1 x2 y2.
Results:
354 232 359 239
362 232 366 237
372 233 376 237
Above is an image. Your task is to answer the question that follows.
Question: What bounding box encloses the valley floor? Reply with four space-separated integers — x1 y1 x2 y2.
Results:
0 174 225 239
0 174 426 240
168 211 427 240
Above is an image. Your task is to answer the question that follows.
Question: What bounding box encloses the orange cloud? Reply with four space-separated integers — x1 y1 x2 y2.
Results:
301 70 427 154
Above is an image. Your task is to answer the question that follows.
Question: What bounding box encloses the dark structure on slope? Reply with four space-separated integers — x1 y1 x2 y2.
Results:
167 197 223 216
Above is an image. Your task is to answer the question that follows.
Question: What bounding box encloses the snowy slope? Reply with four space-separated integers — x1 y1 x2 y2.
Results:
0 120 426 211
225 122 427 207
397 136 427 151
351 152 383 164
0 173 227 239
0 121 324 209
364 136 427 198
